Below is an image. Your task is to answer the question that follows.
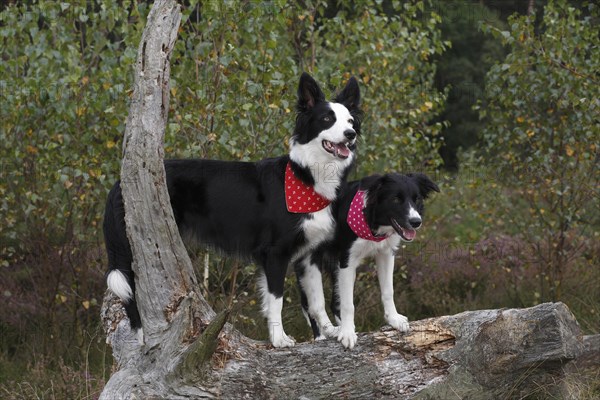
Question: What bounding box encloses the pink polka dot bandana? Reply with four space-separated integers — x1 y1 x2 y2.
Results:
285 162 331 213
347 190 390 242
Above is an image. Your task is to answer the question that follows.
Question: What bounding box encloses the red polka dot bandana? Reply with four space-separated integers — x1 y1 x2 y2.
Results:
285 162 331 213
347 190 390 242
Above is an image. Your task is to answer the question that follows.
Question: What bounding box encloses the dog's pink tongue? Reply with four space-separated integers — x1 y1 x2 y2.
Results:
335 143 350 158
403 228 416 240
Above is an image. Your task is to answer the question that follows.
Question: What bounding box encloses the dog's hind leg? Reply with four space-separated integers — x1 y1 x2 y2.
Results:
329 263 341 326
294 260 322 339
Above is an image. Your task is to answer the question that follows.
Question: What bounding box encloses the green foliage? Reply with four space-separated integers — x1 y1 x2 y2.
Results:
1 0 446 260
168 0 447 174
0 0 144 260
480 0 600 300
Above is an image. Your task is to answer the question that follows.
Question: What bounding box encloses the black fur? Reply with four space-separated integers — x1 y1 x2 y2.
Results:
299 172 439 338
103 73 361 344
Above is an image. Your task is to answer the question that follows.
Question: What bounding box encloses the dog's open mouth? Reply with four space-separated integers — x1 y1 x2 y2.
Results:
390 218 416 242
322 140 352 159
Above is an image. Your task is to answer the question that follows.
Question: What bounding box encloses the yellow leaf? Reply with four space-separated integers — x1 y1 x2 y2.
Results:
102 82 111 90
565 144 574 157
64 180 73 189
106 141 116 149
82 300 90 310
60 295 67 303
407 65 415 72
516 116 525 123
26 145 38 154
527 129 535 137
81 76 89 85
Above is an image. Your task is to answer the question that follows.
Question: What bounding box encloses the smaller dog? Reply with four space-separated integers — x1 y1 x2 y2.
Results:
296 173 439 348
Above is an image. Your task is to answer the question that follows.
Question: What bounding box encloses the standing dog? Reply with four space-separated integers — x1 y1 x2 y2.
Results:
296 173 439 348
104 73 361 347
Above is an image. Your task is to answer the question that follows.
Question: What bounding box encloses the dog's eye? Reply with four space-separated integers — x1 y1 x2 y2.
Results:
323 116 331 122
393 197 401 203
348 119 354 124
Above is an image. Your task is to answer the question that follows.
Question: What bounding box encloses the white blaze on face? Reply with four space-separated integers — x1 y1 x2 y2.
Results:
321 102 355 145
289 102 356 200
290 102 355 169
408 206 422 223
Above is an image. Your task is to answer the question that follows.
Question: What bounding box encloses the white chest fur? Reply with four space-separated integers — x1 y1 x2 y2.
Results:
292 206 335 262
302 206 335 247
348 235 401 268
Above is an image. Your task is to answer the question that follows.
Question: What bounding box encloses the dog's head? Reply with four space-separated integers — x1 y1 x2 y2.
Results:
362 173 439 242
290 73 361 168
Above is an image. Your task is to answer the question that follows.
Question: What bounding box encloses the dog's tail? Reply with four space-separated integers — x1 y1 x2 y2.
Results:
103 182 143 340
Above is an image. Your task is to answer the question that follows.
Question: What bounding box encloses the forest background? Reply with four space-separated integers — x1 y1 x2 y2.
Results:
0 0 598 398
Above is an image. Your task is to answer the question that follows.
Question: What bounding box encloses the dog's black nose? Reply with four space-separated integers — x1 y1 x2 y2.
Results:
409 218 422 229
344 130 356 140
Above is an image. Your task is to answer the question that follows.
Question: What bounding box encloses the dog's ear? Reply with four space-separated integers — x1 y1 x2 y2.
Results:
297 72 325 112
361 174 385 206
407 173 440 199
334 76 361 113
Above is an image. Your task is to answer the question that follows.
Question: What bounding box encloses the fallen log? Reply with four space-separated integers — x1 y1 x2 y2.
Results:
98 1 591 398
102 294 587 399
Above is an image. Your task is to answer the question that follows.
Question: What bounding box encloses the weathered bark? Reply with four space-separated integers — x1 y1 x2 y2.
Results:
100 1 215 398
103 289 588 399
100 1 593 399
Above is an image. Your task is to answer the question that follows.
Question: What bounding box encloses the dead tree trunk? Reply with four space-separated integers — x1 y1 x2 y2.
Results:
100 1 593 399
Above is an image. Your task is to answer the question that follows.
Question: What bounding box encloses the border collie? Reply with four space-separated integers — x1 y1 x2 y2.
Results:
295 172 439 348
103 73 361 348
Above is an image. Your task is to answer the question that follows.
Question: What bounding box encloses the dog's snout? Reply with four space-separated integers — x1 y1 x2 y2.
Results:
409 218 422 229
344 130 356 140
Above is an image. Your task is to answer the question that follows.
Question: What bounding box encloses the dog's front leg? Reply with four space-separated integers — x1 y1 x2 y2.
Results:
297 257 339 339
375 251 409 332
337 263 358 349
258 267 295 348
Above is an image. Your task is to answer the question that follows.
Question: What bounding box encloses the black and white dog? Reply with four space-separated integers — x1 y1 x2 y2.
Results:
103 73 361 347
295 173 439 348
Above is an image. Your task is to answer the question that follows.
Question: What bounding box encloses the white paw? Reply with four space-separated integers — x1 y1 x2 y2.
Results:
386 313 410 332
337 327 358 349
315 335 327 341
270 331 296 348
321 323 340 339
